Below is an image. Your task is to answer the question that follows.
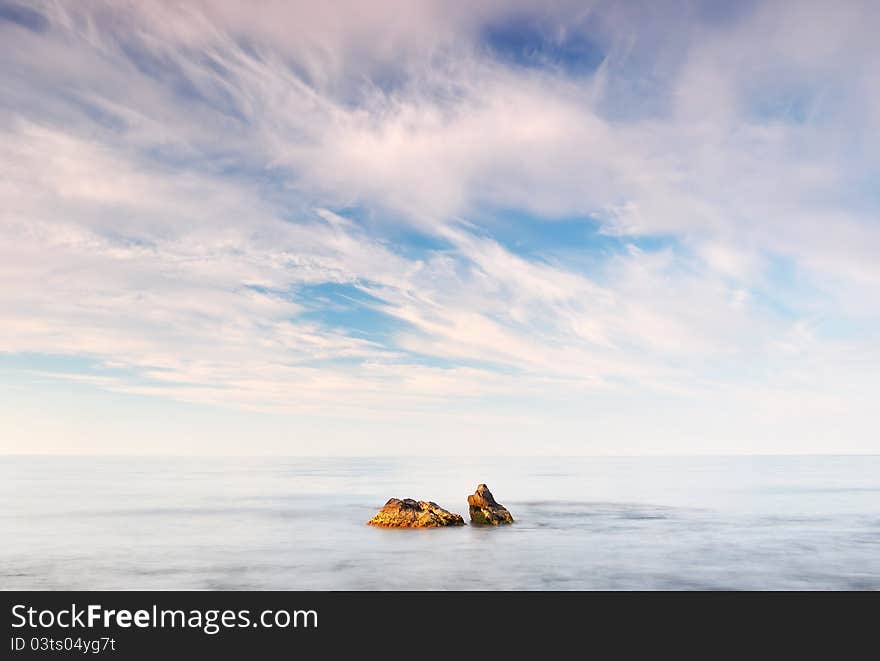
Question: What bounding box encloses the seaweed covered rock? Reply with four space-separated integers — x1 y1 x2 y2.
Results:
366 498 465 528
467 484 514 525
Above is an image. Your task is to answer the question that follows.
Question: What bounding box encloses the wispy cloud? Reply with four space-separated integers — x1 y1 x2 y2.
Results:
1 1 878 453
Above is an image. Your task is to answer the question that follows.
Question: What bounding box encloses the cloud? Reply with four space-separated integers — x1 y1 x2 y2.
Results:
1 0 878 452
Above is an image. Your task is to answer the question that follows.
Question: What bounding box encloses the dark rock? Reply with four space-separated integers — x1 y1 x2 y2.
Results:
467 483 514 525
366 498 465 528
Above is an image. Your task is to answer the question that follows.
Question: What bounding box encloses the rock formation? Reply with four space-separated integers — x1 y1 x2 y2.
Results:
366 498 465 528
467 483 514 525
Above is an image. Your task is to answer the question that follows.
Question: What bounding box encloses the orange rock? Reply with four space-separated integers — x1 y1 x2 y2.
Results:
367 498 465 528
468 484 514 525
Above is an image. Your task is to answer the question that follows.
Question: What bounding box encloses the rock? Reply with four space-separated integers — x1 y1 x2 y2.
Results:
467 484 514 525
366 498 465 528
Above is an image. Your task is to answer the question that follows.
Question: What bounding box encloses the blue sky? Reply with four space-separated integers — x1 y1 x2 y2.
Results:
1 0 879 455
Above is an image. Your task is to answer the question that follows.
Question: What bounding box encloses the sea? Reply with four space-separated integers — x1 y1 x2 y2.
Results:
2 455 879 590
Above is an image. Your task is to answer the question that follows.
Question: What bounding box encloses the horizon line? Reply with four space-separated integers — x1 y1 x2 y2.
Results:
3 452 879 459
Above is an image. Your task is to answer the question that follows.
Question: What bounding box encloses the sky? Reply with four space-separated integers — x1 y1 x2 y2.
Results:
1 0 879 455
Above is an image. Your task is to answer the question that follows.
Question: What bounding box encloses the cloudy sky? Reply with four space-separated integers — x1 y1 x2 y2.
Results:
1 0 878 455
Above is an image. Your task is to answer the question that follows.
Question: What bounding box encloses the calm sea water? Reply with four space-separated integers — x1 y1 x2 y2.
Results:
2 455 879 590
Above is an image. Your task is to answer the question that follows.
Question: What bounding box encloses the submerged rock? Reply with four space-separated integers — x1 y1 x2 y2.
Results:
467 484 514 525
366 498 465 528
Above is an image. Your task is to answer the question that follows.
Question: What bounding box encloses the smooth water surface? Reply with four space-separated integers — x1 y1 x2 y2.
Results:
2 456 879 590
